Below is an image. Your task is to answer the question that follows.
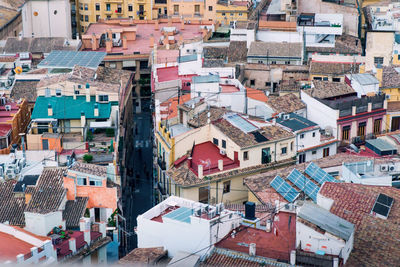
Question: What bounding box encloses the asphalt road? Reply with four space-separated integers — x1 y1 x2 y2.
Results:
120 99 153 256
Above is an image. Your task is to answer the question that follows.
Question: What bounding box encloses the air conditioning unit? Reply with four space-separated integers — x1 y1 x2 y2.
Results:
194 208 201 217
380 165 388 172
283 114 290 120
220 149 226 155
208 209 216 219
5 105 11 111
389 164 396 172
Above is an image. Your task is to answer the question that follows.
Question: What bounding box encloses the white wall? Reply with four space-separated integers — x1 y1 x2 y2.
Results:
22 0 72 38
256 31 303 43
191 82 220 99
230 28 255 49
24 211 64 236
346 75 379 97
301 91 339 137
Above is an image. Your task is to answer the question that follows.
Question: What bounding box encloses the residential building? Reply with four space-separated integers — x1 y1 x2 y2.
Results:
22 0 72 38
296 202 355 265
214 0 252 26
317 182 400 266
364 2 400 32
10 79 40 113
0 0 24 40
0 167 110 261
275 113 338 163
297 0 359 36
345 73 380 97
301 81 387 145
118 247 167 265
266 93 307 118
63 162 119 223
0 223 56 264
168 0 206 19
365 31 394 71
160 110 295 204
297 13 343 48
136 196 242 257
0 96 30 154
265 0 298 22
247 41 303 65
310 61 359 83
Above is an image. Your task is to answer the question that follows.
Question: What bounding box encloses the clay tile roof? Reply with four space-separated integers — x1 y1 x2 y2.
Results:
228 41 248 63
203 46 228 59
258 21 297 31
266 93 306 113
70 162 107 177
246 87 268 102
3 37 79 54
319 182 400 267
25 168 67 214
118 247 167 265
306 34 362 55
10 80 39 103
307 81 355 99
188 107 228 128
63 197 88 228
381 65 400 88
248 42 302 58
310 61 359 75
0 180 27 226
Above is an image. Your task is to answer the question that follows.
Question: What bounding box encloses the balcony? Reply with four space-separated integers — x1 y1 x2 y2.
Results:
158 157 166 170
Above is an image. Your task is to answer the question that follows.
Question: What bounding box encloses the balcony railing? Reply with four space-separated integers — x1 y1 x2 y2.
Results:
158 157 166 170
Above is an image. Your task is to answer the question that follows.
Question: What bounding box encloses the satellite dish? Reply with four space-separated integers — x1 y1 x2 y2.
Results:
14 67 22 74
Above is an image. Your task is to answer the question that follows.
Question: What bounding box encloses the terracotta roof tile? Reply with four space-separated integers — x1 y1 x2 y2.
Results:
381 65 400 88
63 197 88 228
0 180 27 226
246 87 268 102
307 81 355 99
307 34 362 55
69 162 107 177
10 80 39 103
310 61 359 75
228 41 248 63
266 93 306 113
188 106 228 128
118 247 167 264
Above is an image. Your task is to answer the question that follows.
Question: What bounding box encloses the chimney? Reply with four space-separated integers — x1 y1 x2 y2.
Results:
69 238 77 254
48 104 53 116
249 243 256 256
168 18 172 27
84 230 91 246
179 34 183 45
218 159 223 171
155 20 159 31
198 164 203 179
181 20 185 30
94 103 99 117
149 34 154 48
107 29 113 40
85 83 90 102
122 36 128 50
202 28 208 38
91 33 98 51
106 38 112 53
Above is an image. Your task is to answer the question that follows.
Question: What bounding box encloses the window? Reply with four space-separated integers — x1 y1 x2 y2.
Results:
222 140 226 149
342 126 350 140
84 4 88 10
77 177 87 186
290 141 293 151
332 77 341 82
74 90 80 95
128 4 133 11
312 150 317 155
213 138 219 146
208 6 213 11
174 5 179 14
299 153 306 163
258 60 263 64
323 147 330 157
96 15 100 21
194 5 200 13
230 13 234 16
98 95 109 102
117 4 122 13
81 27 85 33
250 79 255 86
56 89 62 96
358 122 366 137
285 61 290 64
374 119 382 135
281 147 287 155
313 76 322 81
80 3 83 10
85 15 89 22
106 4 111 11
265 82 271 87
222 12 225 16
223 180 231 194
239 12 243 16
243 151 248 160
45 88 50 97
80 15 83 21
271 61 276 64
261 148 271 164
300 133 304 139
95 3 100 11
374 57 384 65
89 179 102 186
312 132 316 137
323 77 328 81
107 15 111 19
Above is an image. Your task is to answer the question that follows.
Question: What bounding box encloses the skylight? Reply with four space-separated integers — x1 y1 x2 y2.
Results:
371 193 394 219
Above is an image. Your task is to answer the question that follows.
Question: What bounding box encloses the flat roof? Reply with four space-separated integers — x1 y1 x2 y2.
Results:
298 202 355 241
37 51 106 69
349 73 379 85
366 139 396 152
192 75 220 84
267 0 285 15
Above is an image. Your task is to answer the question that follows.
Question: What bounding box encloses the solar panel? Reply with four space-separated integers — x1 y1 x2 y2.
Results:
162 207 193 223
225 113 258 133
270 175 300 203
37 51 106 69
305 162 337 185
371 193 394 218
287 169 320 202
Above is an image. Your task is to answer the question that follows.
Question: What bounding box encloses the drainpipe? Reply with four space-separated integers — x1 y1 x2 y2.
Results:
19 133 26 160
274 141 277 162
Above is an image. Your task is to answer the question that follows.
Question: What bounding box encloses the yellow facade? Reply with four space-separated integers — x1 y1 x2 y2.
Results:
215 2 249 25
76 0 152 34
310 74 344 82
167 0 205 19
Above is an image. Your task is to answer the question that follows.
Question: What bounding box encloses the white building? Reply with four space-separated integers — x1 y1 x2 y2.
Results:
296 202 355 264
136 196 242 258
345 73 380 97
22 0 72 38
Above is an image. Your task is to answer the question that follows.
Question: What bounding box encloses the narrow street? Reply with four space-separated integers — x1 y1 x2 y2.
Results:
120 98 153 255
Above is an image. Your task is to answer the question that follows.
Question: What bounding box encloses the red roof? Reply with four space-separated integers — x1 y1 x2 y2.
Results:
220 84 240 93
157 66 179 83
216 212 296 261
160 94 191 120
0 124 11 137
0 232 35 260
246 87 268 102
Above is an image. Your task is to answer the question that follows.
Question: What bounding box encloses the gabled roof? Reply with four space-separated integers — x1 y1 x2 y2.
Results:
246 87 268 102
266 93 306 114
63 197 88 228
69 162 107 177
248 42 302 58
10 80 39 103
310 61 359 75
307 81 355 99
31 95 111 120
298 202 355 241
3 37 79 54
119 247 167 265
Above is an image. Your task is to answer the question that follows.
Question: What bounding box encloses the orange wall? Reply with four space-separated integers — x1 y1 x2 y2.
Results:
64 174 117 211
41 136 62 153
